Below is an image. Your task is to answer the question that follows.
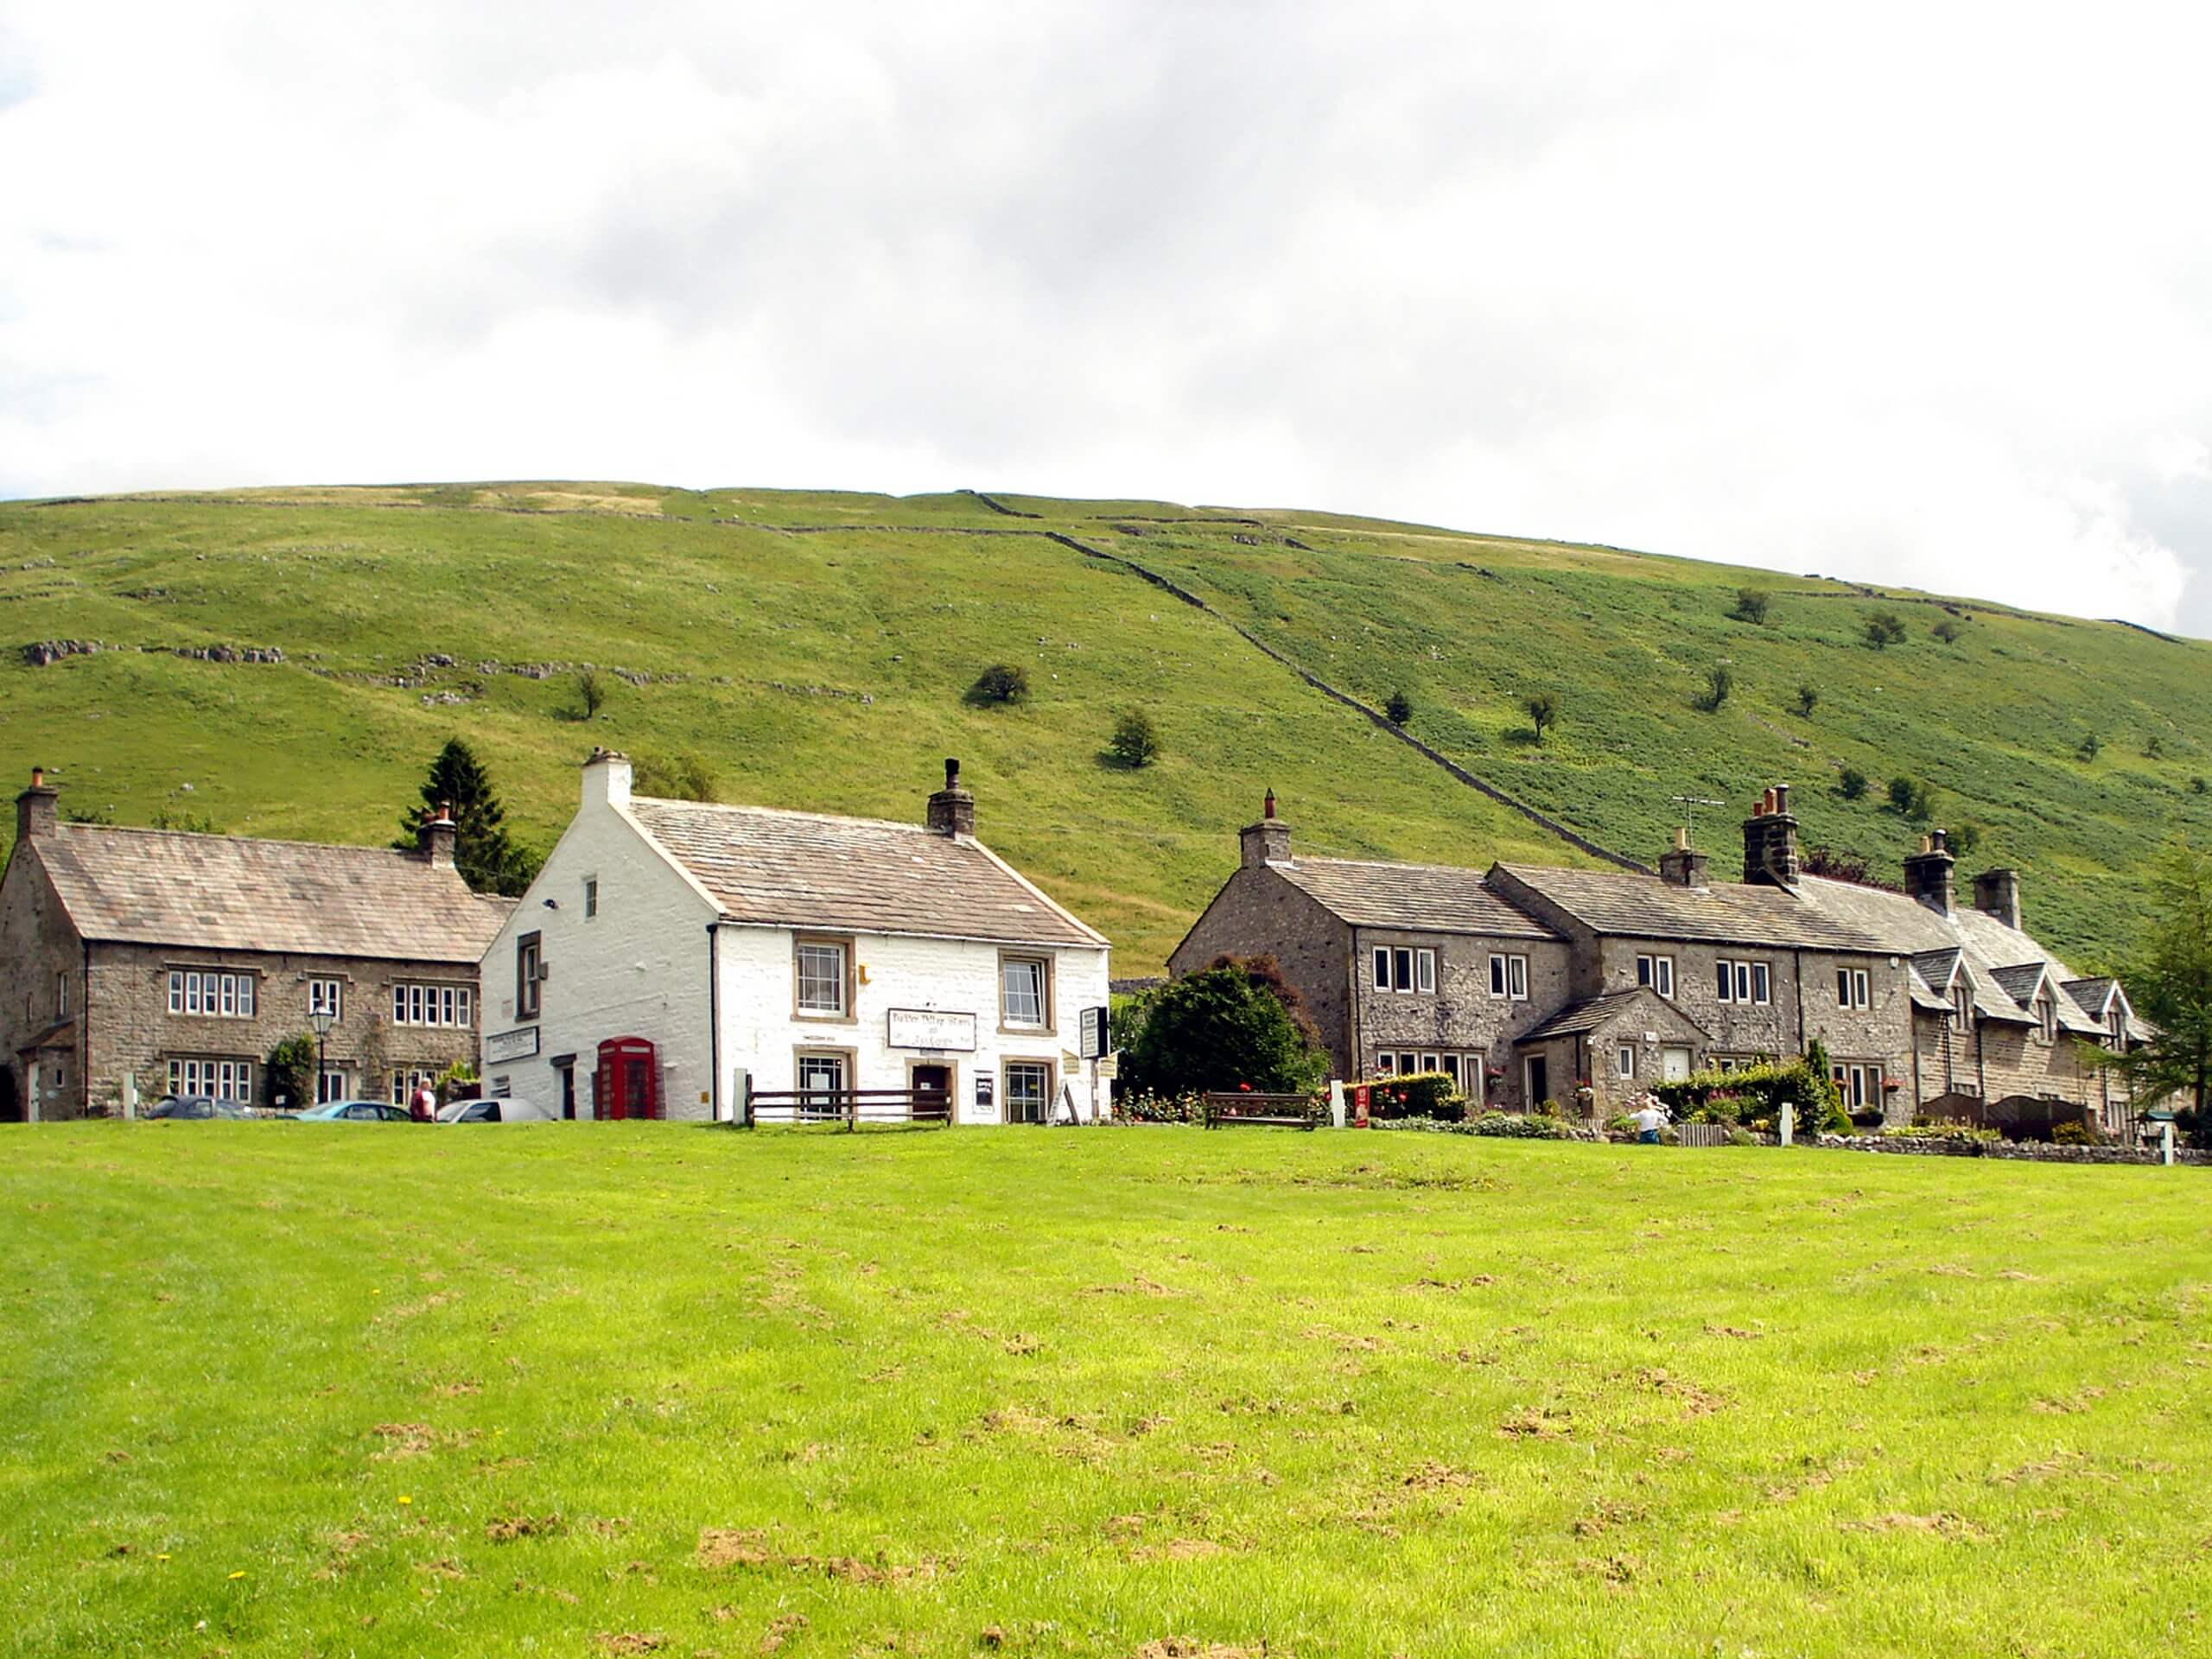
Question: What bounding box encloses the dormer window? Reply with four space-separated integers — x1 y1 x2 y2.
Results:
2036 990 2056 1043
1952 982 1971 1030
2108 1004 2126 1044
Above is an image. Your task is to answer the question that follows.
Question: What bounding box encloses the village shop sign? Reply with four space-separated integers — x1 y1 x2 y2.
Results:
886 1008 976 1052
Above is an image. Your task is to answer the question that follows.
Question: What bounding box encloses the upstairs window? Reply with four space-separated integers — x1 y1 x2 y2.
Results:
1487 953 1529 1001
1372 947 1436 995
168 969 255 1019
583 877 599 919
1952 982 1972 1029
308 977 342 1021
1636 954 1675 998
392 983 473 1028
2036 991 2057 1043
1716 960 1770 1005
795 938 850 1018
1836 968 1871 1010
1001 955 1051 1029
517 932 543 1020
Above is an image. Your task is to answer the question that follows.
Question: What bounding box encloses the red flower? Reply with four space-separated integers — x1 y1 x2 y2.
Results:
1237 1082 1252 1091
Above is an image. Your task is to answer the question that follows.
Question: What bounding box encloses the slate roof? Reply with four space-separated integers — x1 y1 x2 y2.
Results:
625 798 1105 948
1268 856 1558 940
1519 988 1709 1043
1491 865 1885 951
28 823 512 963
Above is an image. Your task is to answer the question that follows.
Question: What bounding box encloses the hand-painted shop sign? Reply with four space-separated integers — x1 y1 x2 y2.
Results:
485 1026 540 1064
887 1008 976 1052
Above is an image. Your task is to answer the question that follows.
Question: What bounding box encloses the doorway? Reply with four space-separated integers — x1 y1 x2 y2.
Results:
0 1065 18 1123
1662 1046 1693 1083
908 1061 952 1122
553 1058 576 1120
1523 1055 1549 1110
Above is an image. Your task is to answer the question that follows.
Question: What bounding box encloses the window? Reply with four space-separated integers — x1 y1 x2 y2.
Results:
390 1069 436 1106
1831 1062 1881 1110
1836 968 1871 1010
1617 1043 1637 1079
795 1051 848 1118
1715 960 1770 1005
516 932 542 1020
1001 954 1051 1030
1372 1051 1487 1094
583 877 599 919
391 983 472 1028
2036 991 2057 1043
1372 947 1436 995
316 1069 347 1105
168 969 255 1019
1952 982 1972 1029
795 938 850 1018
168 1057 252 1102
308 977 342 1021
1488 953 1529 1001
54 972 68 1018
2108 1005 2126 1044
1004 1060 1053 1125
1636 954 1675 997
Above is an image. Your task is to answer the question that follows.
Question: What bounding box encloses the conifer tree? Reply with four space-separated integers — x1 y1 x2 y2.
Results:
395 738 537 896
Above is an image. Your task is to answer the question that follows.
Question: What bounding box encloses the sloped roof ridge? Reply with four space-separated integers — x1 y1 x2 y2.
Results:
57 820 433 859
629 793 938 835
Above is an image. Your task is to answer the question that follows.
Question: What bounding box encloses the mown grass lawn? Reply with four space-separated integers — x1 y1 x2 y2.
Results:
4 1125 2209 1658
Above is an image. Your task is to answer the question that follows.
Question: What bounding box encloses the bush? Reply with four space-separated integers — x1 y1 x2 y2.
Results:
1524 692 1559 744
1116 959 1328 1098
1384 690 1414 726
1887 776 1934 819
1732 588 1770 625
1886 1121 1999 1143
1108 709 1160 768
1116 1090 1204 1124
632 750 715 801
2076 733 2101 764
970 664 1029 705
1839 767 1867 800
1949 820 1985 859
1864 610 1909 648
1795 683 1818 717
1697 664 1733 712
1653 1058 1846 1135
2051 1120 2097 1146
266 1033 317 1112
1357 1072 1464 1121
1932 616 1967 644
575 669 608 720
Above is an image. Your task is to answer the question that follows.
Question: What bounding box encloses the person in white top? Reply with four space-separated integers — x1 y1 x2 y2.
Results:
1631 1102 1668 1144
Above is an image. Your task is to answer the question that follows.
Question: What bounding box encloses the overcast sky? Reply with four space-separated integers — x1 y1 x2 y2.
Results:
4 3 2209 632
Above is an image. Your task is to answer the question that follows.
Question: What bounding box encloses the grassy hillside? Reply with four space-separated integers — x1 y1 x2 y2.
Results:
3 482 2207 969
7 1124 2211 1656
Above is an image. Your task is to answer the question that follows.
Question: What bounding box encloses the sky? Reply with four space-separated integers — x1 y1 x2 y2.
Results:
3 3 2209 633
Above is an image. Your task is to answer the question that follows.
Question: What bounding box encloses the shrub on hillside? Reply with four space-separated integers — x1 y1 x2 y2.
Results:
1795 683 1819 717
1838 767 1868 800
1385 690 1414 725
1887 776 1935 819
1697 664 1734 712
1864 610 1909 648
1108 709 1160 768
2076 732 2102 763
1932 615 1967 644
1732 588 1770 625
1949 820 1985 859
1524 692 1560 744
970 663 1030 705
632 750 715 801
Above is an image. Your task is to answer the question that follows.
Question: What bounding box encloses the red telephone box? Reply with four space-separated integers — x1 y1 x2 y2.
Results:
594 1037 661 1121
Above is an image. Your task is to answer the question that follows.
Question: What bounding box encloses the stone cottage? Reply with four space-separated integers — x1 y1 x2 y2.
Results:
0 769 512 1120
1171 784 2141 1125
475 751 1112 1124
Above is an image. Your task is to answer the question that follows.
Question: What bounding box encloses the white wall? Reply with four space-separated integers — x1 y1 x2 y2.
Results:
479 764 719 1120
716 928 1112 1124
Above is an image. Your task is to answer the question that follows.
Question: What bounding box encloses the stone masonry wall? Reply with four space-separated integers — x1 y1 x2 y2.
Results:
0 849 87 1119
1169 867 1355 1072
1354 931 1574 1111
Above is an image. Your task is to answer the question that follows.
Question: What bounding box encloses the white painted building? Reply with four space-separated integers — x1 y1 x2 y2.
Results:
478 751 1112 1124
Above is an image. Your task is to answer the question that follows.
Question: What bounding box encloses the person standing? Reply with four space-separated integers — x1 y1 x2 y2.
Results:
410 1078 436 1123
1631 1099 1668 1145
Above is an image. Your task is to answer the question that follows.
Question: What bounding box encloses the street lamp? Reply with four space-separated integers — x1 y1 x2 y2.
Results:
308 1006 335 1107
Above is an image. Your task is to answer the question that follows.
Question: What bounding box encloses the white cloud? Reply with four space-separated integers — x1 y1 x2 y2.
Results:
1 1 2206 627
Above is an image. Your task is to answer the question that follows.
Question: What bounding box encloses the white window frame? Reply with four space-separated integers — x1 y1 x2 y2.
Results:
390 1068 436 1107
391 983 473 1028
2036 992 2057 1043
1373 947 1437 995
1715 959 1771 1006
168 969 255 1020
1636 954 1675 998
795 939 850 1018
1000 954 1050 1031
1488 953 1529 1001
516 932 542 1020
1837 968 1871 1010
1003 1059 1053 1125
795 1050 849 1117
1831 1062 1880 1110
308 976 343 1021
168 1057 252 1103
1617 1043 1637 1079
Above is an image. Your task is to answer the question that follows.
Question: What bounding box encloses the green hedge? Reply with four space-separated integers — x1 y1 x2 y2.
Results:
1649 1058 1847 1134
1373 1111 1579 1140
1355 1072 1465 1121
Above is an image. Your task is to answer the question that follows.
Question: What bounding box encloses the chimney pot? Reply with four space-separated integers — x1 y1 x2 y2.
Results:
1240 801 1294 868
1742 782 1800 887
1903 829 1956 915
16 766 60 842
927 757 976 836
1263 788 1276 821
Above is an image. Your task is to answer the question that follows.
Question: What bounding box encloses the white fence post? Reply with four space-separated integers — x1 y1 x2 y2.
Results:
1779 1101 1795 1147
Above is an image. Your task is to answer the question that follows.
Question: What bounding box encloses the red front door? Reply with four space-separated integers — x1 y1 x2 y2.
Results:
594 1037 660 1120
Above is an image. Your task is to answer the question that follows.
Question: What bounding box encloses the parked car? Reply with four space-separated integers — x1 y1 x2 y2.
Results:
295 1099 415 1122
146 1096 247 1121
437 1096 556 1124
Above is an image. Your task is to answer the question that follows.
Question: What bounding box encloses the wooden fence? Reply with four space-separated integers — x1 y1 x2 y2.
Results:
745 1085 952 1129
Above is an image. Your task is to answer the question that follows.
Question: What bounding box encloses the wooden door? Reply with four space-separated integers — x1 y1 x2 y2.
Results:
911 1064 950 1120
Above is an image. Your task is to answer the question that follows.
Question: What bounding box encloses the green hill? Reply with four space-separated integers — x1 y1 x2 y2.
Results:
3 482 2206 970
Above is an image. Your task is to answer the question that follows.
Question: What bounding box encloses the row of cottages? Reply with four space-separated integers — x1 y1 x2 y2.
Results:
474 751 1112 1124
0 770 510 1121
1173 783 2145 1128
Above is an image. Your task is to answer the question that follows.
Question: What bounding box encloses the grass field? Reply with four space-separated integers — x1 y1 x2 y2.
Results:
3 482 2209 969
5 1124 2210 1657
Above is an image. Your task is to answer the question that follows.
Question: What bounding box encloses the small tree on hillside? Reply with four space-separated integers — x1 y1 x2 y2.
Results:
1795 683 1819 717
1932 615 1967 645
395 737 537 896
575 669 608 720
1385 690 1414 726
1108 709 1160 769
2077 733 2102 763
1118 958 1327 1098
1864 610 1909 648
970 664 1030 705
1732 588 1771 625
1524 692 1560 745
1697 664 1734 712
1887 775 1935 820
2094 845 2212 1133
1838 767 1868 800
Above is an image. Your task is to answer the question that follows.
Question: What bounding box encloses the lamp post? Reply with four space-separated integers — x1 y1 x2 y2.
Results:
308 1006 335 1107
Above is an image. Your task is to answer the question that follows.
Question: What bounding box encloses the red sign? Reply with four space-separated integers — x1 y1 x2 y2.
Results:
1351 1084 1370 1128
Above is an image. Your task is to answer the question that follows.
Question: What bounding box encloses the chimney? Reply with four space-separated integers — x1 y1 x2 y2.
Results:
582 747 632 810
1973 868 2023 931
1902 830 1955 915
1238 788 1294 868
926 757 975 837
1657 825 1709 887
417 799 457 869
16 766 58 842
1741 782 1800 887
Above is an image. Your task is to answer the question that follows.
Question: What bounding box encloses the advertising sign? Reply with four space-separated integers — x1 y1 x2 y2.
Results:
485 1026 540 1065
887 1008 977 1052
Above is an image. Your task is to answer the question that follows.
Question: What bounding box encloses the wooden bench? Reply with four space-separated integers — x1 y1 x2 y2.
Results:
1202 1091 1320 1129
745 1086 953 1129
